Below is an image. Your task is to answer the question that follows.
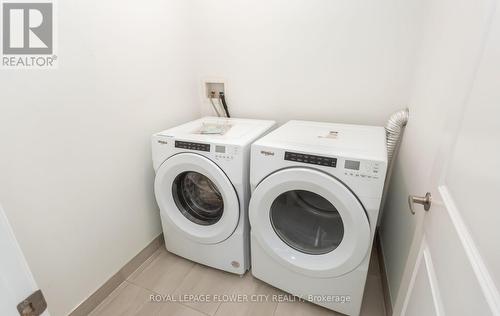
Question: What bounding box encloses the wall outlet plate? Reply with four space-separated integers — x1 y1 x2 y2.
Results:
205 81 225 99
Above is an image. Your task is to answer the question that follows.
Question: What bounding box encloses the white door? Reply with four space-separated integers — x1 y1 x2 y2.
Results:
393 1 500 315
0 203 49 316
249 167 371 278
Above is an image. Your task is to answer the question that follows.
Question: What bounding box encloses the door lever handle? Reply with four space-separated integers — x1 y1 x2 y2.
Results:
408 192 432 215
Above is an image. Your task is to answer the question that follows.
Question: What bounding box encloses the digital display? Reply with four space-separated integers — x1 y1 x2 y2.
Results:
215 145 226 153
345 160 360 170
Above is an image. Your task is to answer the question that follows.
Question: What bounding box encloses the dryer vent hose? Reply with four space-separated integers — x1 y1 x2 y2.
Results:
379 108 409 224
385 108 409 165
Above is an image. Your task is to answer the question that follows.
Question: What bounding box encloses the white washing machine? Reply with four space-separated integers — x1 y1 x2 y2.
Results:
152 117 275 274
249 120 387 315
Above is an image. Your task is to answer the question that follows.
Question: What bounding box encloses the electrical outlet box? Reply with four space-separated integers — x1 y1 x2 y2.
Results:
205 82 225 99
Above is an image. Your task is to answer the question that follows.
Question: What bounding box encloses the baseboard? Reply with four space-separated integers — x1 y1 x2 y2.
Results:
375 231 393 316
68 234 164 316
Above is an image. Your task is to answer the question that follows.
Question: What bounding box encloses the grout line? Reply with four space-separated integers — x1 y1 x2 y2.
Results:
212 300 223 316
126 247 163 282
180 303 212 316
127 248 197 296
89 280 129 315
124 279 160 296
128 258 211 316
125 280 212 316
171 262 199 293
272 300 280 316
174 263 219 316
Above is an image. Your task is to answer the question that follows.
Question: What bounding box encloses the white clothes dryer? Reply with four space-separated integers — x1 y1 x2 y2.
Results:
249 120 387 315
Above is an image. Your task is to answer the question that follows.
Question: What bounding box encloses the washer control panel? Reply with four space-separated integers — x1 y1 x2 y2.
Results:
343 159 382 179
175 141 210 152
214 145 239 161
284 151 337 168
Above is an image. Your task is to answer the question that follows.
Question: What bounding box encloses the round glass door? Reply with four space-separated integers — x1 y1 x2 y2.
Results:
270 190 344 255
154 153 240 244
249 167 371 277
172 171 224 226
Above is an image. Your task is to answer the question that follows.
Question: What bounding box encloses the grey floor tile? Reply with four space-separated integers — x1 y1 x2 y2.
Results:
92 245 387 316
274 300 341 316
89 281 206 316
128 247 195 295
173 264 257 315
156 302 208 316
89 281 161 316
214 275 281 316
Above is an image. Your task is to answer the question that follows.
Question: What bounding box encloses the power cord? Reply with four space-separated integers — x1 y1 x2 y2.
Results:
219 92 230 118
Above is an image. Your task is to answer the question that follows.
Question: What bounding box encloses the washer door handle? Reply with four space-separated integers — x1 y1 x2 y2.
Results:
408 192 432 215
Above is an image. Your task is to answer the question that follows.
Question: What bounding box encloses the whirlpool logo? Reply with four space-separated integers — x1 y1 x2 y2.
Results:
1 0 57 68
260 150 275 156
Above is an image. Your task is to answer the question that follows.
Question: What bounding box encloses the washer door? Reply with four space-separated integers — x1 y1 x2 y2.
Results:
249 167 371 278
155 153 239 244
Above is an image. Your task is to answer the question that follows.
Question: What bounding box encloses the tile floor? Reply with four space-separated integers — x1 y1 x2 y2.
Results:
89 247 386 316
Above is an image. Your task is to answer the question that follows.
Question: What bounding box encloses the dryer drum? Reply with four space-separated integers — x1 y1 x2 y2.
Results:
270 190 344 255
172 171 224 225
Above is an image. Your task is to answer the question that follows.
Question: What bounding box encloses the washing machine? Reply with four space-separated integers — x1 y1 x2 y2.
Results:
249 120 387 315
152 117 275 274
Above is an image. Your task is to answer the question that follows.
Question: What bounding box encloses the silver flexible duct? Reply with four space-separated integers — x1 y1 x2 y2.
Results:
385 109 410 164
378 108 409 225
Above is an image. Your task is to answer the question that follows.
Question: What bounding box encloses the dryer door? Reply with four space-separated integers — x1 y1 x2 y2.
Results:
155 153 239 244
249 167 371 278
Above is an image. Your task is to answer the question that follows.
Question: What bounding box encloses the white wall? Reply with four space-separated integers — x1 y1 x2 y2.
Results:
191 0 424 126
0 0 459 314
379 0 495 305
0 0 199 315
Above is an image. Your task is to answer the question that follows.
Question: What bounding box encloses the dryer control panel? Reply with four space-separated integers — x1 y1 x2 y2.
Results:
284 151 337 167
175 141 210 152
